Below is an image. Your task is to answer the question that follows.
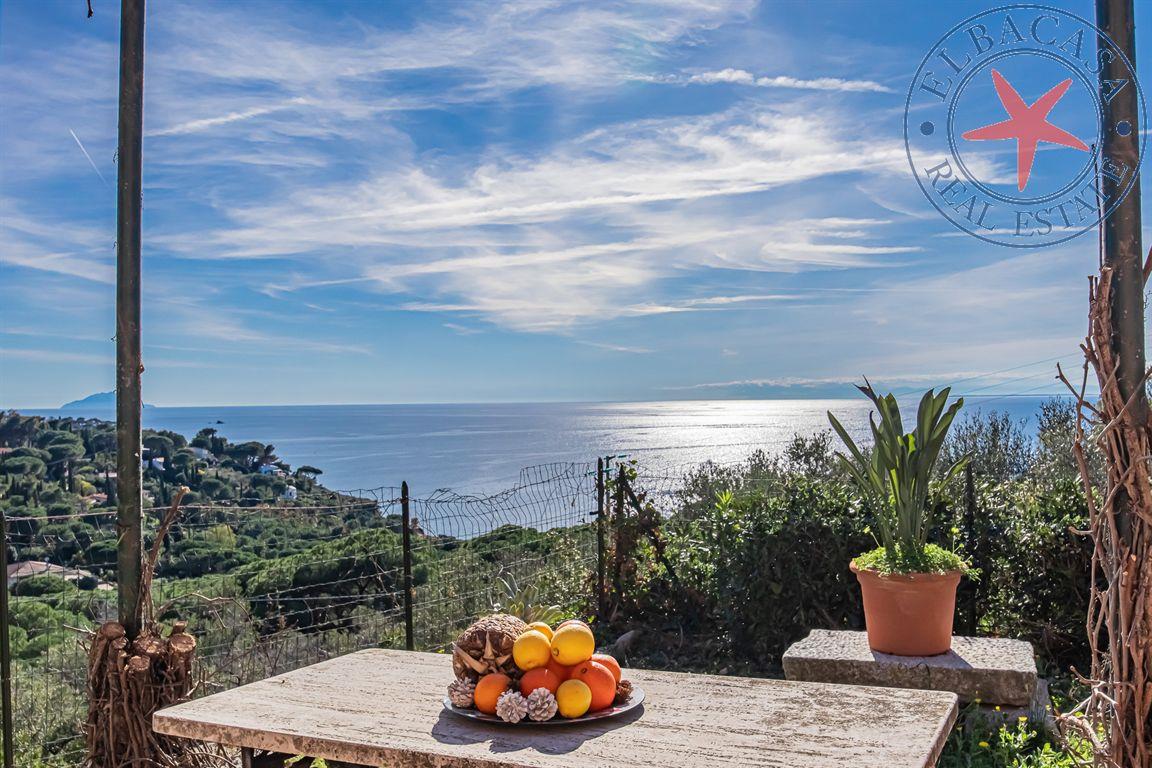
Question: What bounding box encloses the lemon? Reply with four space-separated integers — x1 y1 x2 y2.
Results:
528 621 554 641
556 679 592 718
550 623 595 666
513 629 552 671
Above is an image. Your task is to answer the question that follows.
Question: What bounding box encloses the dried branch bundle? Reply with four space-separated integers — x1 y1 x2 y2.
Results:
85 487 219 768
1057 267 1152 768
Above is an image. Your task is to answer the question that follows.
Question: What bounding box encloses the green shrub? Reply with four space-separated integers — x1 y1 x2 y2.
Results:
653 474 872 665
12 574 75 598
972 477 1091 673
941 708 1089 768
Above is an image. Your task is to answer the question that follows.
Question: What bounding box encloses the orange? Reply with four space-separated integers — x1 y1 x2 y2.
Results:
556 679 592 718
519 667 563 696
570 660 616 711
473 673 510 714
591 654 621 683
547 657 576 680
556 619 590 631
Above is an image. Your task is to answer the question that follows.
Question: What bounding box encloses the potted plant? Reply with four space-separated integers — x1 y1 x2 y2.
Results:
827 380 969 656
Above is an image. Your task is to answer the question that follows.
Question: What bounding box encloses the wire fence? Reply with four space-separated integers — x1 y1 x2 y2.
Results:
5 461 600 766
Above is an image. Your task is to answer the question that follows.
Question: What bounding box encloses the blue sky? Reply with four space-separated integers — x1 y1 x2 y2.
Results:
0 0 1145 407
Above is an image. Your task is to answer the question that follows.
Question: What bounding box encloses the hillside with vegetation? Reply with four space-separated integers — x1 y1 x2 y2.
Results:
0 411 592 766
0 402 1099 768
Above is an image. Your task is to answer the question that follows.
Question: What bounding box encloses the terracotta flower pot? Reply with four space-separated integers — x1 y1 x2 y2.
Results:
851 561 962 656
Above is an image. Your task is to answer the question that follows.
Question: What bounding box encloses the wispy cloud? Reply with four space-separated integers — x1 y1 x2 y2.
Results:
443 323 484 336
157 103 912 331
148 98 311 137
0 347 108 365
577 340 654 354
682 68 895 93
1 0 1087 407
0 200 114 284
160 305 370 357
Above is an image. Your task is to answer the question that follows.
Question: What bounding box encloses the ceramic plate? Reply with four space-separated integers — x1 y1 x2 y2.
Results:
442 686 645 726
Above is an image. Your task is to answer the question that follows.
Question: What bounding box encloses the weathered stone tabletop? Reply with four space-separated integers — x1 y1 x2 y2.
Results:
783 630 1038 706
153 648 957 767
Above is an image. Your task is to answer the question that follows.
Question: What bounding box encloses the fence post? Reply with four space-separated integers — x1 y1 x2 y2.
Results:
0 511 11 768
401 482 415 651
595 458 606 619
611 466 626 609
963 463 978 634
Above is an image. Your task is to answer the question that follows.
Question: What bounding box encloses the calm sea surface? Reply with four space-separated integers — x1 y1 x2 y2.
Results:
28 397 1057 495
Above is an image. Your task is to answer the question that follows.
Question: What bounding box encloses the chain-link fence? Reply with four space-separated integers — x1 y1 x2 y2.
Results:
5 462 599 766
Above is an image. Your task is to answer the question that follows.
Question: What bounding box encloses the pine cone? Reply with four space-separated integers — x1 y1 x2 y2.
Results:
447 677 476 708
525 687 558 721
614 678 633 705
496 690 528 723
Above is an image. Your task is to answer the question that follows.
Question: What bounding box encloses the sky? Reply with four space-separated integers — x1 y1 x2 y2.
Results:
0 0 1147 408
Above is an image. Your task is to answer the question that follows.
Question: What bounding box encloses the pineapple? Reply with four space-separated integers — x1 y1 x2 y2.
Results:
452 613 528 679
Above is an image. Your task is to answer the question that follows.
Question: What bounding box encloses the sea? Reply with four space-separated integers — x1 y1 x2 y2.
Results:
25 397 1060 496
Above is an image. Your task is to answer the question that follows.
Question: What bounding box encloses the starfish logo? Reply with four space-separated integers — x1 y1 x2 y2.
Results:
962 70 1089 191
904 4 1144 248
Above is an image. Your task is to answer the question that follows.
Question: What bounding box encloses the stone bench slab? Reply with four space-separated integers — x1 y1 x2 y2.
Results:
783 630 1037 706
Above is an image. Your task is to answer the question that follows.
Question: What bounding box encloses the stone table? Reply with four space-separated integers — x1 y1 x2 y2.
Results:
783 630 1038 706
153 648 959 768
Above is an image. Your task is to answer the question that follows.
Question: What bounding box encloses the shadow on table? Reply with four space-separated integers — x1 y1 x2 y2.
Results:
431 705 646 756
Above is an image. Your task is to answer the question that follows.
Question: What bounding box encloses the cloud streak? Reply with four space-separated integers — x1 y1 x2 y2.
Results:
684 68 895 93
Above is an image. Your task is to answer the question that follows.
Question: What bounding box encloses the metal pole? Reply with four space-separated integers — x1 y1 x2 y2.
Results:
1097 0 1148 435
595 457 606 619
611 466 625 607
0 512 12 768
115 0 146 639
401 482 414 651
963 463 977 635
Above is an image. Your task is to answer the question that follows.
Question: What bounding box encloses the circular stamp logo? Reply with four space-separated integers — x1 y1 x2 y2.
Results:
905 4 1145 247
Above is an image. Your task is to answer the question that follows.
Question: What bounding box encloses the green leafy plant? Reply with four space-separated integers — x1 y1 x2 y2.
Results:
828 381 969 574
490 573 565 625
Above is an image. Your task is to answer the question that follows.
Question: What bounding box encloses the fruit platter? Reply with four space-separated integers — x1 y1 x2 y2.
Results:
444 614 642 725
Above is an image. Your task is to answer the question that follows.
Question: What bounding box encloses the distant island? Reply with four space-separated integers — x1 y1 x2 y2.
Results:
61 392 154 410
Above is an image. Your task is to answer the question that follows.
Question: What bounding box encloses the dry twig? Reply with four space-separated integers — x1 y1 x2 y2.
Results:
1055 270 1152 768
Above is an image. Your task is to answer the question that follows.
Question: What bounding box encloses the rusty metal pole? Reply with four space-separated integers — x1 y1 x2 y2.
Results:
1096 0 1147 432
0 512 12 768
963 463 978 634
595 457 606 619
1094 7 1151 765
401 482 414 651
115 0 146 639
